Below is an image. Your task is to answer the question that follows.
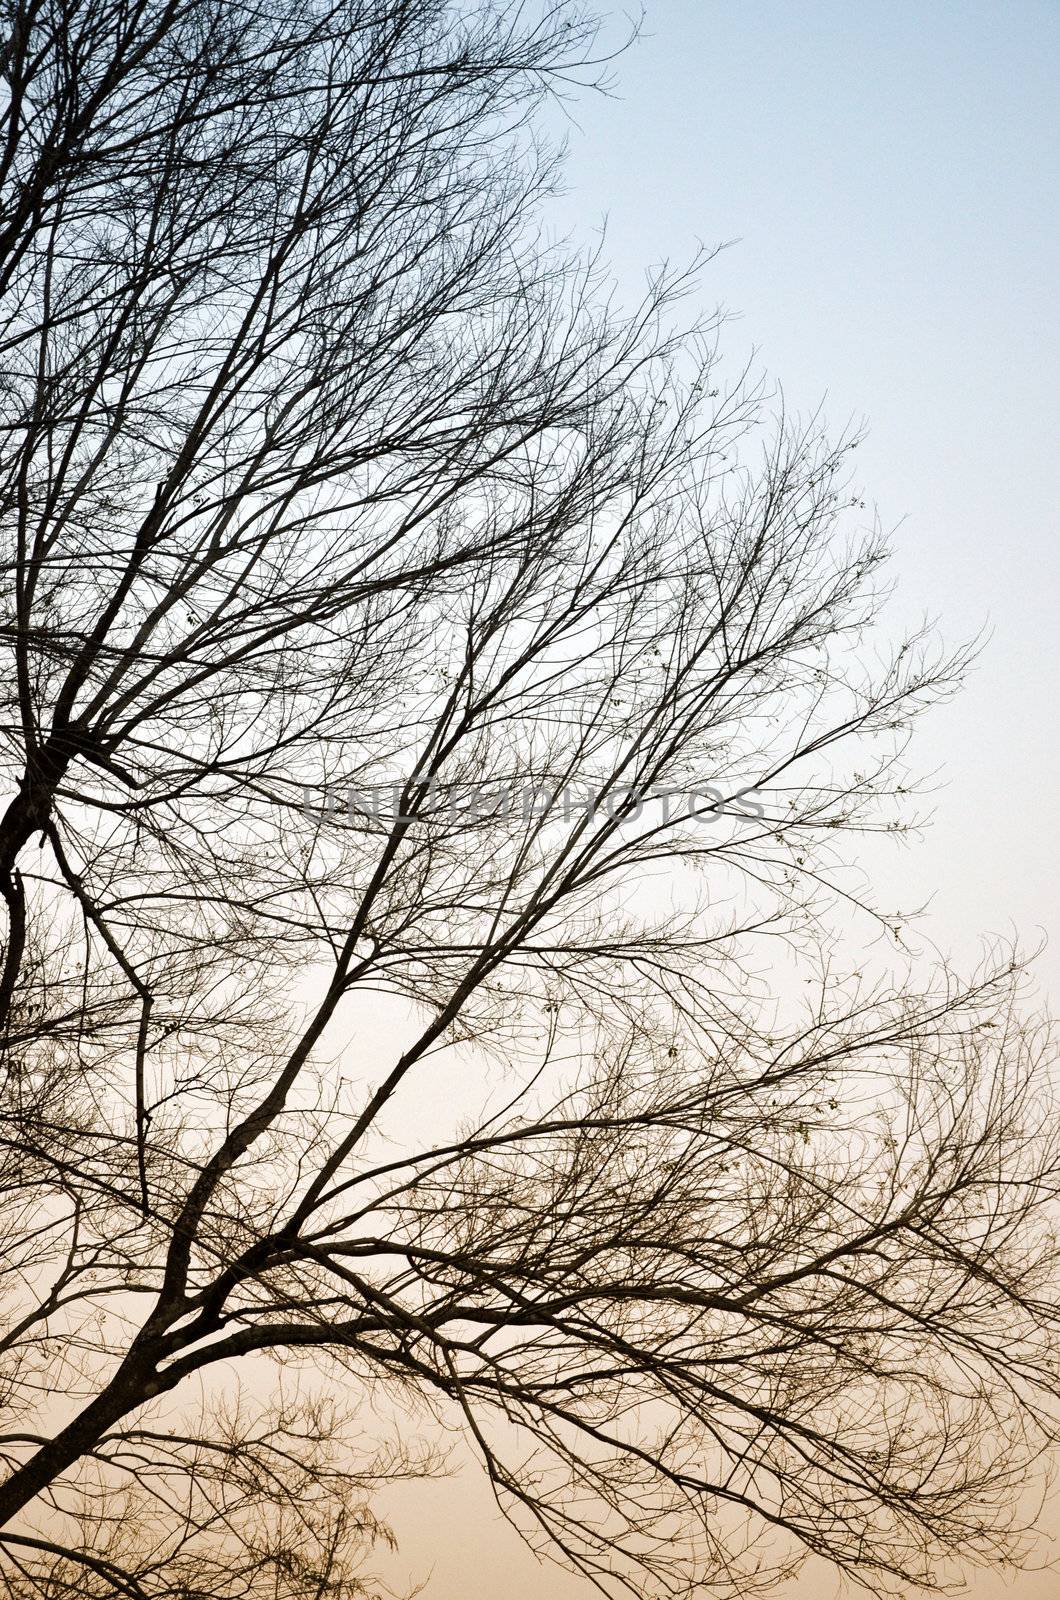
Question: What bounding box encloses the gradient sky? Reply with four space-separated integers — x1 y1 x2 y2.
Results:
379 3 1060 1594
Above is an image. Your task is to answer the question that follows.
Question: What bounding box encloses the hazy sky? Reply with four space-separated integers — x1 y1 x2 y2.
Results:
381 3 1060 1594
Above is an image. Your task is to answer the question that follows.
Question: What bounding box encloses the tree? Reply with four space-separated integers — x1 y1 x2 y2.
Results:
0 1 1058 1596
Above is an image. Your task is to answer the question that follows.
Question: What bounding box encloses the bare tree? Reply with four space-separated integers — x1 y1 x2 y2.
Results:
0 2 1058 1597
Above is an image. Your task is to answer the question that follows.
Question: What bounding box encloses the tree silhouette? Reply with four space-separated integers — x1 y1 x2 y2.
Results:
0 2 1057 1597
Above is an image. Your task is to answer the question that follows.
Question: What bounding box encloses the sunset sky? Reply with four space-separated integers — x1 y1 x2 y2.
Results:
385 2 1060 1593
3 2 1057 1594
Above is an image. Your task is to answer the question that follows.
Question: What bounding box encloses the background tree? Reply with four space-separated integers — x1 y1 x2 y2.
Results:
0 1 1058 1597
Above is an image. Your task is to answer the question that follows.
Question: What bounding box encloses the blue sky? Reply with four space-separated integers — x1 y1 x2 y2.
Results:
545 0 1060 1008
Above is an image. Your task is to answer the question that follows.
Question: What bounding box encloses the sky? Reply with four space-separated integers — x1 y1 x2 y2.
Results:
379 3 1060 1595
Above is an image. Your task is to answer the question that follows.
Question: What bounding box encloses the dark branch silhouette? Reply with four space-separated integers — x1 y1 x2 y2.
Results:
0 2 1057 1597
